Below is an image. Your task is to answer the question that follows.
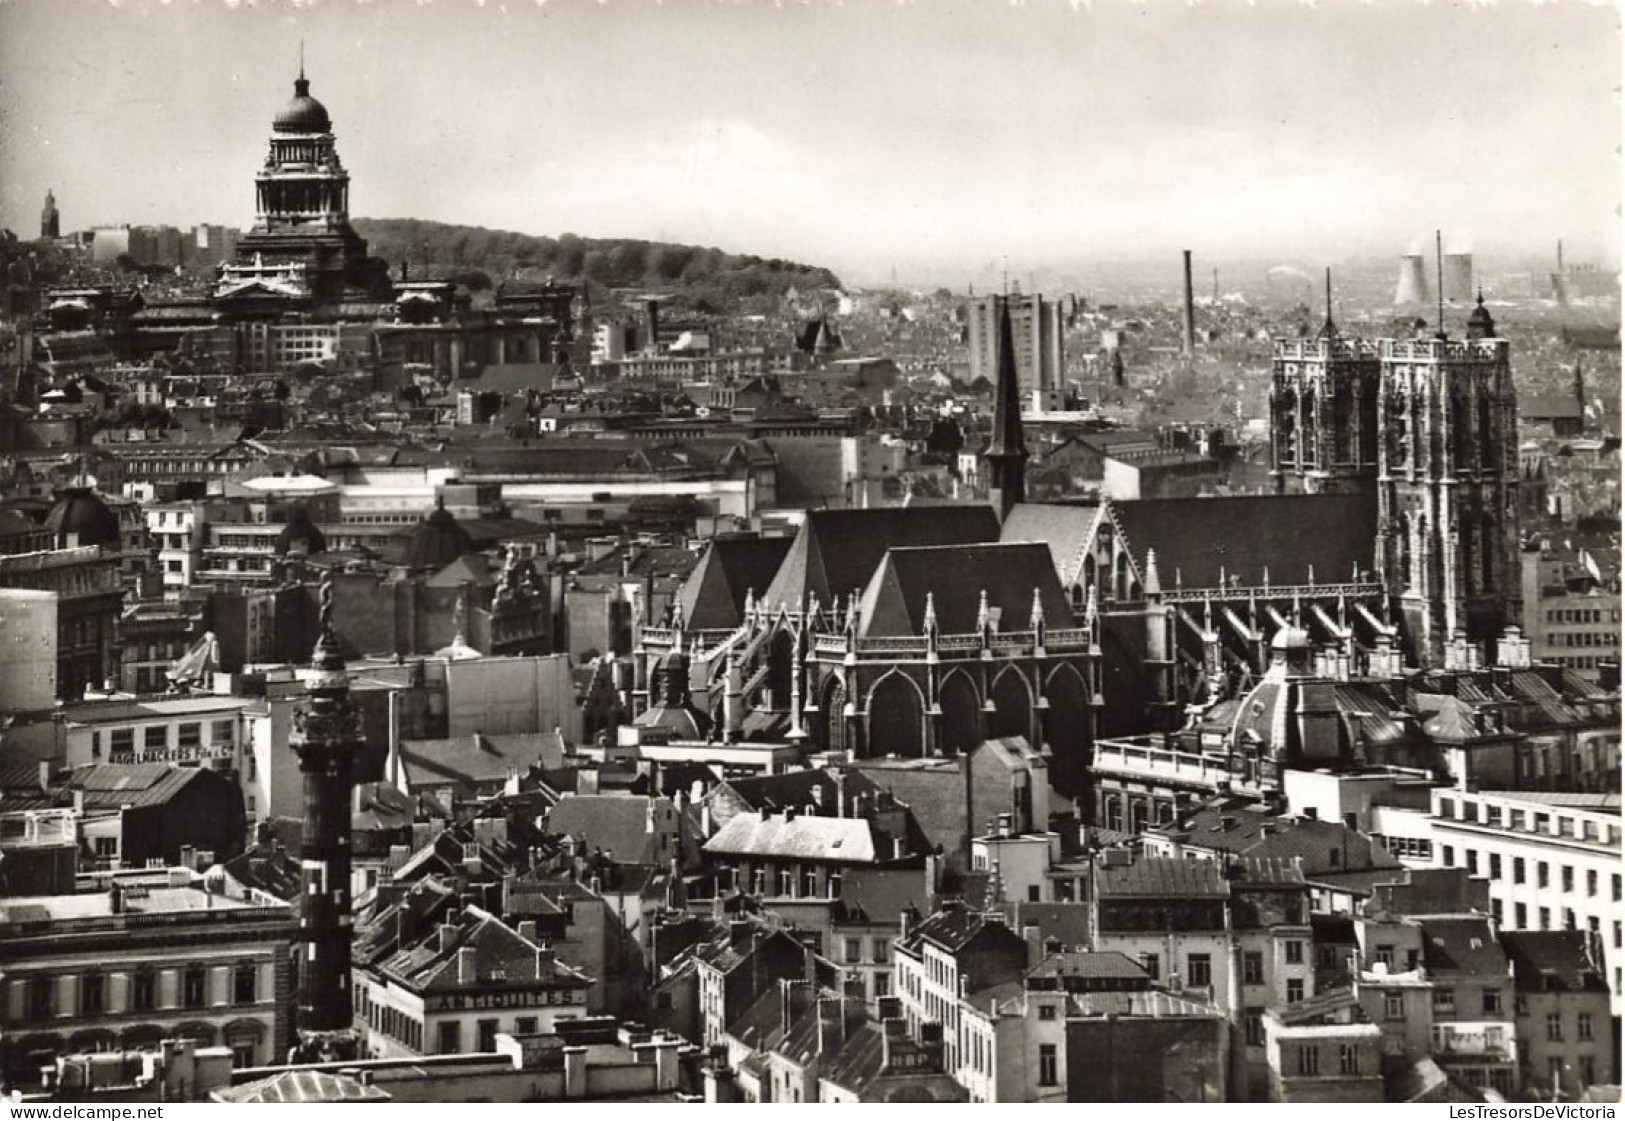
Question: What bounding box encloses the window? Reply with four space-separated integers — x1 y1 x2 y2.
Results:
1489 854 1501 878
177 723 201 749
845 938 862 964
1339 1044 1361 1076
874 972 890 998
1539 908 1551 931
1027 885 1041 903
234 963 257 1005
1481 989 1501 1014
143 726 166 750
183 966 207 1009
1038 1003 1057 1022
1384 993 1404 1021
1538 862 1550 889
1245 1008 1265 1046
1614 874 1621 903
1466 850 1479 875
1433 989 1456 1015
515 1017 538 1035
110 728 134 754
1186 954 1212 988
1296 1045 1320 1077
1562 866 1574 893
133 971 156 1012
1284 940 1304 965
1286 978 1305 1004
1515 903 1528 927
1243 951 1264 985
438 1021 461 1055
1514 858 1526 884
1580 1057 1595 1087
1443 845 1456 866
80 973 105 1014
1038 1044 1057 1087
29 976 55 1018
212 719 235 746
1141 953 1159 980
1577 1013 1593 1041
476 1019 498 1053
1547 1012 1563 1041
1374 944 1395 968
1586 870 1598 897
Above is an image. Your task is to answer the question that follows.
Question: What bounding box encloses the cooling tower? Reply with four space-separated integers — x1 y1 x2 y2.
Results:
1395 255 1429 305
1444 254 1474 302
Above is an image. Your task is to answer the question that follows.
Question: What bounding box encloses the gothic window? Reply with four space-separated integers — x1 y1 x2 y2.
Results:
1480 514 1496 592
1300 391 1318 468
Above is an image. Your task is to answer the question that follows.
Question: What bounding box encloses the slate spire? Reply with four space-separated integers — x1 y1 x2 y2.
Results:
983 295 1028 521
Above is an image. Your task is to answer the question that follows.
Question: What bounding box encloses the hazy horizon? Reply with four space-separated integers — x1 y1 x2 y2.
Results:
1 0 1618 286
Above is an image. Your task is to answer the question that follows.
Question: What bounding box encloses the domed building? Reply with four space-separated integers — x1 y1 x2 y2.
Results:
218 67 386 305
44 487 121 550
404 499 476 572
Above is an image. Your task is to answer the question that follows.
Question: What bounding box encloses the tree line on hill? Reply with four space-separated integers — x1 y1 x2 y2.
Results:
353 218 841 312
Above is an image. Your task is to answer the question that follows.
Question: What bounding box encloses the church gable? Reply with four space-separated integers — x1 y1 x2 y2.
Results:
857 542 1074 638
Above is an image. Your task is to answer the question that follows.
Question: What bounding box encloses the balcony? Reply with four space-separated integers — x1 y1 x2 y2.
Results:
1430 1023 1515 1062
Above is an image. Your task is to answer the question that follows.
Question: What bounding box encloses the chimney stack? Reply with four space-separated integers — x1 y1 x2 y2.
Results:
1181 250 1196 357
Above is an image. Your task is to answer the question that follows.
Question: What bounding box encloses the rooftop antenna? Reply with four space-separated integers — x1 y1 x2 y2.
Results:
299 39 306 81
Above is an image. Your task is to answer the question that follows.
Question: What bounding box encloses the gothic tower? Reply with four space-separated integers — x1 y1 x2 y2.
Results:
233 66 381 300
1269 270 1381 494
983 295 1028 520
289 574 362 1038
1375 295 1519 667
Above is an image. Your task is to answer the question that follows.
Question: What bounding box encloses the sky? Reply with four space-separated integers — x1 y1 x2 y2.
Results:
0 0 1618 285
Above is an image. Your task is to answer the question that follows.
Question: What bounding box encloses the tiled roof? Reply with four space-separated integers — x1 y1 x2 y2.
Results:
379 904 592 994
545 794 675 866
215 1070 391 1103
399 732 565 793
704 811 887 864
999 502 1102 586
1501 931 1610 993
1096 856 1228 898
63 763 217 809
676 535 794 630
1109 492 1379 589
761 506 1001 610
856 541 1075 637
1419 916 1508 978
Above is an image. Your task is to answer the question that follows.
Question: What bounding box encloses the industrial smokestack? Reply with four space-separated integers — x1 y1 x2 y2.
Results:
1557 239 1564 273
1444 254 1474 303
1394 255 1429 306
1181 250 1196 357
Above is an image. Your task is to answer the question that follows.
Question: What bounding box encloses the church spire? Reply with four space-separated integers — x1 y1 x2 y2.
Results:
983 295 1028 521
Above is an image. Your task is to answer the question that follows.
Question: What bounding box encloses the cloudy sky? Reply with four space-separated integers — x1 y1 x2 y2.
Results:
0 0 1617 282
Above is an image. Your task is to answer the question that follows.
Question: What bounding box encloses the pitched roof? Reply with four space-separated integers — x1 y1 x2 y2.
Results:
1500 931 1610 993
1109 492 1379 589
999 502 1103 587
398 732 564 793
544 793 675 866
380 904 592 994
215 1070 391 1104
704 811 889 864
678 534 795 630
761 506 1001 610
1096 856 1229 898
856 541 1074 637
62 763 219 809
1420 916 1508 978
